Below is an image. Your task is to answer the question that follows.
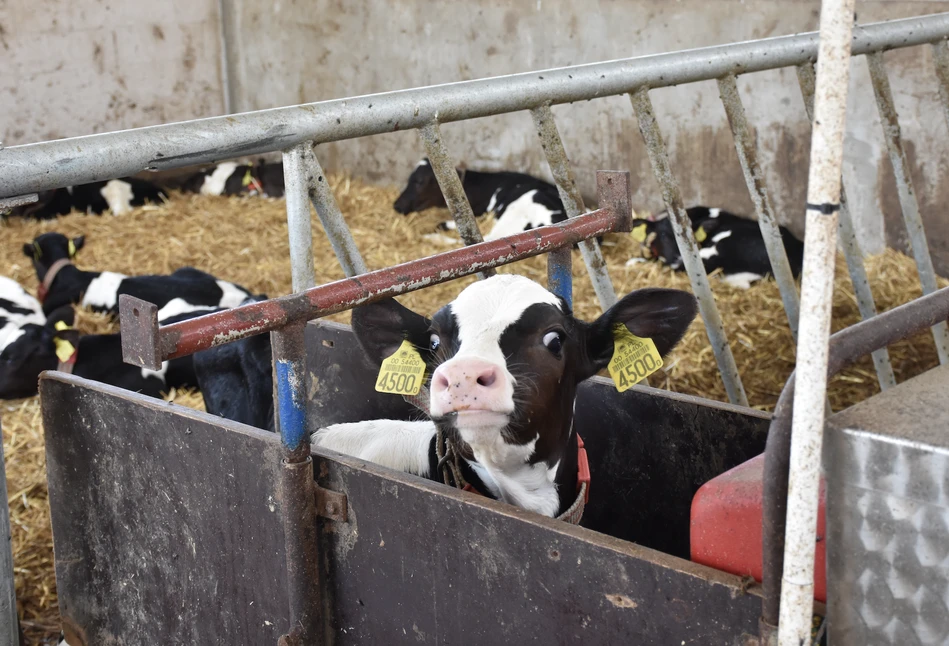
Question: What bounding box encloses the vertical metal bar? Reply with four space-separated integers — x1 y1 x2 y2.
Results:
867 51 949 365
546 247 573 307
0 424 19 646
717 74 802 338
304 145 369 277
779 0 856 641
931 39 949 134
629 87 749 407
283 145 318 292
272 323 322 646
418 122 496 279
530 104 617 310
797 62 897 391
216 0 237 114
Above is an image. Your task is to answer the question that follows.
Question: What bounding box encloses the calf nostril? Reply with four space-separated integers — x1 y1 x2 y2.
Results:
433 371 450 391
477 370 496 388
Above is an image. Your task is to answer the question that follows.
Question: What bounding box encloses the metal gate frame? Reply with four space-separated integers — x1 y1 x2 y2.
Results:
4 12 949 646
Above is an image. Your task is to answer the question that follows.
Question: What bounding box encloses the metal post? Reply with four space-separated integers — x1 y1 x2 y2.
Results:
797 62 897 391
778 0 856 641
304 145 368 277
1 424 19 646
418 122 496 280
530 104 617 310
283 145 318 292
272 323 322 646
931 39 949 134
717 74 802 338
629 87 749 407
867 51 949 365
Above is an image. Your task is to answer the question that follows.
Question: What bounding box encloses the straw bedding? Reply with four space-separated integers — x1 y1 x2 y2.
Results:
1 174 944 643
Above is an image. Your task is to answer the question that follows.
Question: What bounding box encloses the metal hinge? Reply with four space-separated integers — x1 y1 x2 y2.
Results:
314 485 347 522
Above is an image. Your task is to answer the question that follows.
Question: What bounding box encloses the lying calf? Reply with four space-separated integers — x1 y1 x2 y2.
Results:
313 274 696 520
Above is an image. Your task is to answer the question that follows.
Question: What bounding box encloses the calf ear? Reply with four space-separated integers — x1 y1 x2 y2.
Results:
22 243 33 259
351 298 432 367
580 288 698 378
71 235 85 255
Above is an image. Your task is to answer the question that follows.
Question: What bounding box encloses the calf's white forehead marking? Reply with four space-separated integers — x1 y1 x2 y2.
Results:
450 274 561 363
100 179 133 215
711 230 732 243
80 271 127 310
201 162 239 195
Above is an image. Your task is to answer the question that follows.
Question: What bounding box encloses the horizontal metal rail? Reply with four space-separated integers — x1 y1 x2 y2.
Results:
2 13 948 197
119 176 632 370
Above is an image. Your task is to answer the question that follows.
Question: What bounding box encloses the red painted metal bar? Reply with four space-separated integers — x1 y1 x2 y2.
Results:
120 177 631 371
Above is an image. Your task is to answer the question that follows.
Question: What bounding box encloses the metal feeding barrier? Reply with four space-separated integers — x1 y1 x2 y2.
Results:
3 11 949 646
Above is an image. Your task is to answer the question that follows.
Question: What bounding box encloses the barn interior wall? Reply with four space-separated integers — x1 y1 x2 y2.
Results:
3 0 949 273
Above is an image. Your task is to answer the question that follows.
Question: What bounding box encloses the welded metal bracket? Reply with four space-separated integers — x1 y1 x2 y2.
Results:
119 295 163 370
315 485 348 522
595 170 632 233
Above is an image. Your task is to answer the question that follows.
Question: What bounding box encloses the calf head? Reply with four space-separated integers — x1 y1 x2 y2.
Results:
631 217 684 268
23 233 85 282
0 306 76 399
393 159 456 214
352 274 697 506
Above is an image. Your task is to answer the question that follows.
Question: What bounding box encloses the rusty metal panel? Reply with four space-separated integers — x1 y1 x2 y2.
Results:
305 320 771 558
40 374 290 645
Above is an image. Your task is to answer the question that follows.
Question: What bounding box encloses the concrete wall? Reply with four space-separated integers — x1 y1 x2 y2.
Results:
0 0 224 144
224 0 949 273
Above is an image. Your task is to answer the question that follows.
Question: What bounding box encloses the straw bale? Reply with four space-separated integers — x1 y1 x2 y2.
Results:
0 174 944 642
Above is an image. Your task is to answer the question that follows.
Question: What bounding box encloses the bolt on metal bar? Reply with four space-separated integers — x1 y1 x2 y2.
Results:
5 14 949 198
531 104 617 310
797 62 896 391
119 194 630 369
778 0 857 641
271 323 322 645
629 87 749 407
717 74 802 338
304 145 368 277
283 145 317 292
867 51 949 365
0 425 19 646
932 39 949 134
419 122 495 280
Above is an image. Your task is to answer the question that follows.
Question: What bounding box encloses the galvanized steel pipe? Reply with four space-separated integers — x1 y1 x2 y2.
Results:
3 14 949 197
778 0 856 641
717 74 801 338
282 145 317 292
867 51 949 365
796 62 896 391
630 87 749 407
306 146 368 277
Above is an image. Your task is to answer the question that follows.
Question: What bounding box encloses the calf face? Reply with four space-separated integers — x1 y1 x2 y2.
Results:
351 275 697 510
23 233 85 282
393 159 450 214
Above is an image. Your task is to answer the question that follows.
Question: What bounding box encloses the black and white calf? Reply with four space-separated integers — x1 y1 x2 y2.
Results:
313 274 697 518
25 233 253 317
0 305 208 400
0 277 47 398
7 178 166 219
630 207 805 289
393 159 567 242
180 160 285 198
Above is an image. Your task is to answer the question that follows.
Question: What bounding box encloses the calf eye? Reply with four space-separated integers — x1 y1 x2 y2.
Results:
429 333 441 352
542 331 563 355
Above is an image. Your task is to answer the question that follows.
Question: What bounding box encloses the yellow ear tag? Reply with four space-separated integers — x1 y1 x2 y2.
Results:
54 321 72 331
631 224 648 243
375 339 426 395
68 239 77 257
54 337 76 363
607 323 663 393
695 226 707 244
33 242 42 260
242 169 254 187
